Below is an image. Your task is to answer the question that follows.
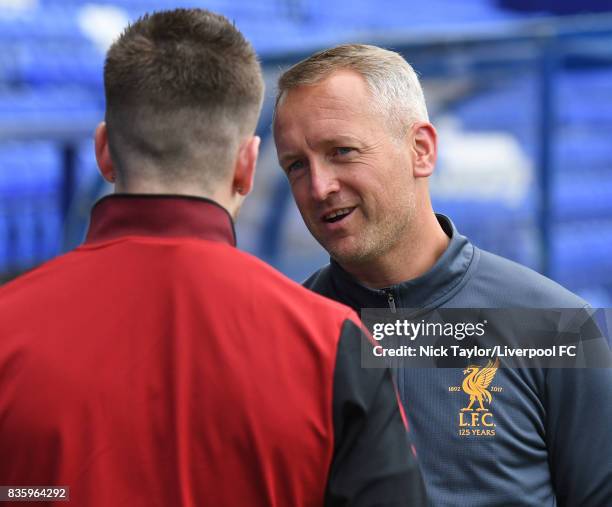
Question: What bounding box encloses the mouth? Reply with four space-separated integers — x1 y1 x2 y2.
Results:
321 207 356 224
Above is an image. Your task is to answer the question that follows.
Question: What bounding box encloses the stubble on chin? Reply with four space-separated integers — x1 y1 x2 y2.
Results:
326 200 416 268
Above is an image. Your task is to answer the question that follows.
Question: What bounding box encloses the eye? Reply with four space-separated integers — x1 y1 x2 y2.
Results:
333 147 355 157
285 159 305 174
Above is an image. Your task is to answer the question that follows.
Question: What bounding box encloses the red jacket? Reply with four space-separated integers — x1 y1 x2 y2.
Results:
0 194 424 506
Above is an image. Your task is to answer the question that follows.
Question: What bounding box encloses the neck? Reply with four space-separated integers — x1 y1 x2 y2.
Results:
339 209 450 289
113 180 240 219
115 179 207 197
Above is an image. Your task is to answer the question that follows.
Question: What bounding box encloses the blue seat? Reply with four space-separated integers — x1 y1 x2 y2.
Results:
0 142 63 271
0 5 87 42
433 198 539 269
551 222 612 289
554 170 612 221
15 44 104 87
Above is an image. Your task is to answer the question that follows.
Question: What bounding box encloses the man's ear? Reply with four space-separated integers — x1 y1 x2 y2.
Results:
410 122 437 178
232 135 260 196
94 122 117 183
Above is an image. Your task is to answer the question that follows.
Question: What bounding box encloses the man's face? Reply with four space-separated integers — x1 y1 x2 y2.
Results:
274 70 417 266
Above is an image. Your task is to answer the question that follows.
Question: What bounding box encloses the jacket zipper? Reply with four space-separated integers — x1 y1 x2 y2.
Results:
384 290 397 313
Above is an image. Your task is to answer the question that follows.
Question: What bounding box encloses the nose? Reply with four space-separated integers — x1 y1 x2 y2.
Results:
309 160 340 202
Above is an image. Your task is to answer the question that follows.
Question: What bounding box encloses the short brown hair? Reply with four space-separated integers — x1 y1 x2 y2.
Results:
276 44 427 136
104 9 264 190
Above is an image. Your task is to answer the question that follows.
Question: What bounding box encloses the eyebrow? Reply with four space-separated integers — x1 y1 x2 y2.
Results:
321 135 362 147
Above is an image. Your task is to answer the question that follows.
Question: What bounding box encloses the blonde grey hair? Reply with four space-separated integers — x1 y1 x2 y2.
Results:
275 44 429 135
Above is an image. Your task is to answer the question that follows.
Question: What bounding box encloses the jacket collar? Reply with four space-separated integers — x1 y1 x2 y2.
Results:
85 194 236 247
328 214 474 309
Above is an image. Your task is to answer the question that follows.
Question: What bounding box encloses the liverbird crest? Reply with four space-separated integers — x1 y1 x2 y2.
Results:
461 357 500 411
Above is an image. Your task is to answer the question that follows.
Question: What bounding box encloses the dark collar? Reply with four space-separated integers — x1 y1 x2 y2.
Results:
85 194 236 247
328 214 474 309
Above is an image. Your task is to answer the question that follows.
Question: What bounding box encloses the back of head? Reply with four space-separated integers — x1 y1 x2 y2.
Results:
276 43 428 137
104 9 264 192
